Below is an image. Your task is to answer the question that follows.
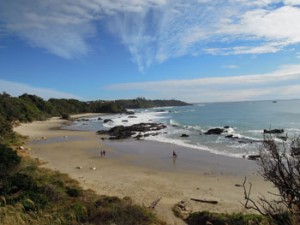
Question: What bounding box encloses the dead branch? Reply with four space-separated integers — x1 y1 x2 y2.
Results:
149 197 162 209
190 198 218 204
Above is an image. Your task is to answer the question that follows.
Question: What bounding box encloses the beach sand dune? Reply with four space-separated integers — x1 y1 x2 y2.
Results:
14 115 275 225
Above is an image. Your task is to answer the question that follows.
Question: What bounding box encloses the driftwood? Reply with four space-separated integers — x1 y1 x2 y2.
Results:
190 198 218 204
149 197 162 209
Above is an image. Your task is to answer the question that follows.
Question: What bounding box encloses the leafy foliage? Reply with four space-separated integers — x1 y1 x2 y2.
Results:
185 211 266 225
0 144 21 176
116 97 190 109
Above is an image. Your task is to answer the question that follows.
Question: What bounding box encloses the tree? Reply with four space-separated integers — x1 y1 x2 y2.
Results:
243 134 300 225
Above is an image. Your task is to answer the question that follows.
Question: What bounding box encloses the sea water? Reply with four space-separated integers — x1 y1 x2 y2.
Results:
64 100 300 158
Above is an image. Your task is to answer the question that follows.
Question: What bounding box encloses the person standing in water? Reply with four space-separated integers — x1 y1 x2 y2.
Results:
173 150 177 158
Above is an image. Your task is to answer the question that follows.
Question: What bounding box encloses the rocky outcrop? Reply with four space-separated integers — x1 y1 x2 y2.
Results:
180 134 189 137
97 123 166 140
263 129 284 134
103 119 113 123
204 128 225 135
247 155 260 160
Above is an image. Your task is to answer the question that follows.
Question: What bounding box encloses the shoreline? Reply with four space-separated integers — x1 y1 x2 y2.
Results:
14 114 276 225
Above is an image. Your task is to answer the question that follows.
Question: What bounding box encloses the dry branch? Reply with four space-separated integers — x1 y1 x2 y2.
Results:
190 198 218 204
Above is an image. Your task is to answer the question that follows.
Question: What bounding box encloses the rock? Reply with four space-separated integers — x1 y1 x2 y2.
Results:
247 155 260 160
224 125 231 129
90 167 96 170
181 134 189 137
277 136 288 141
238 140 253 144
204 128 224 135
103 119 113 123
76 166 83 169
122 120 128 123
98 123 166 140
98 117 102 120
18 146 25 150
128 115 137 118
173 201 192 220
225 134 233 138
263 129 284 134
126 111 135 115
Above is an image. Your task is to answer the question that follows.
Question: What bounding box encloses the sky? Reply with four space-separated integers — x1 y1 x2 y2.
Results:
1 0 300 103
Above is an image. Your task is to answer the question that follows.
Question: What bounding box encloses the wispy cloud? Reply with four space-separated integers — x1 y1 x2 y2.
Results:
222 64 239 69
1 1 300 70
107 64 300 102
0 79 81 100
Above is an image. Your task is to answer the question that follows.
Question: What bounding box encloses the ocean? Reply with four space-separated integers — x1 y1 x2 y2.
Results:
64 99 300 158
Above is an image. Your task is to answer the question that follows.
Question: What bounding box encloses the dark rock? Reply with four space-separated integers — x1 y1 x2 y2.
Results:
103 119 113 123
224 126 231 129
97 123 166 140
204 128 224 135
156 109 166 112
247 155 260 160
225 134 239 139
128 116 137 118
122 120 128 122
98 117 102 120
263 129 284 134
181 134 189 137
126 111 135 115
277 136 288 141
135 134 144 140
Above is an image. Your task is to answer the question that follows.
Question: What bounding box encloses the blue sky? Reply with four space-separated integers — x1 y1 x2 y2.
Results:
1 0 300 103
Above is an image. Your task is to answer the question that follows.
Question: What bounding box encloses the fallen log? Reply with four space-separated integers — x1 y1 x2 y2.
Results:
149 197 162 209
190 198 218 204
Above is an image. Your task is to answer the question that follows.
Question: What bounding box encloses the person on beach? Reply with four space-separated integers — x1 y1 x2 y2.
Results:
103 150 106 157
173 150 177 158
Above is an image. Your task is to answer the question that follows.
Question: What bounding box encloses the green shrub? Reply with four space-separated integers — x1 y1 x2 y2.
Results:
66 187 81 197
0 144 21 176
186 211 265 225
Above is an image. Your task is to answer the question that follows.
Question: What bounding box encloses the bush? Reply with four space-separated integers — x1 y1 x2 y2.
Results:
243 135 300 225
66 187 81 197
60 113 70 120
186 211 265 225
0 144 21 176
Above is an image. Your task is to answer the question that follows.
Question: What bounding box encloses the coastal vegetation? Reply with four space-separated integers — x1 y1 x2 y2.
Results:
0 93 190 124
242 135 300 225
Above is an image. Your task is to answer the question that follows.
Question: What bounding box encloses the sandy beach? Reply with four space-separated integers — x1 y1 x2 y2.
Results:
14 114 276 225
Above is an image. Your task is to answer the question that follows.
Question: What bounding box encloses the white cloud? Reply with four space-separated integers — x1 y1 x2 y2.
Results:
107 64 300 102
1 1 300 70
222 64 239 69
0 79 81 100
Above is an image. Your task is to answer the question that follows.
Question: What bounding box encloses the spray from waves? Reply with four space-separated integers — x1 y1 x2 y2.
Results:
145 132 248 158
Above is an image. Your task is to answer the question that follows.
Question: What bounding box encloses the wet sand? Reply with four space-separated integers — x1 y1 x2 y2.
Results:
14 115 275 225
